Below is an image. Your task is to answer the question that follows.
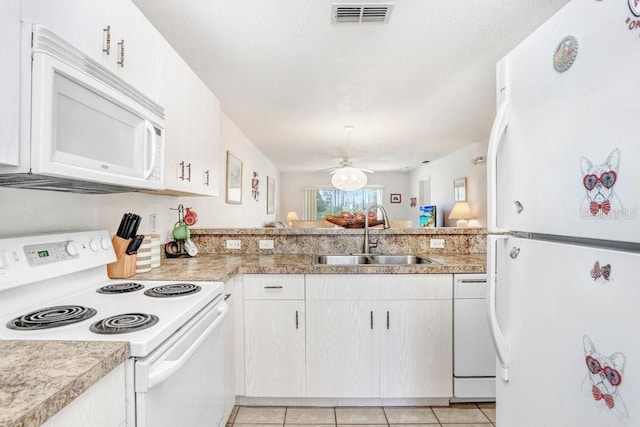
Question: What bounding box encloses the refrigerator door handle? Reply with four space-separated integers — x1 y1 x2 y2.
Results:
487 234 509 381
487 100 510 234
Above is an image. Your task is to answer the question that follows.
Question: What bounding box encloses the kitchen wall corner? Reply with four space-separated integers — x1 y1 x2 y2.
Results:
410 140 488 227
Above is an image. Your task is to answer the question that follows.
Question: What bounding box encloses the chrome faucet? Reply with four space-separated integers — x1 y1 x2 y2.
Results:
363 204 390 254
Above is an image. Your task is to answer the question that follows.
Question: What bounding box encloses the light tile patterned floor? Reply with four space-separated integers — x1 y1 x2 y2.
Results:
227 404 496 427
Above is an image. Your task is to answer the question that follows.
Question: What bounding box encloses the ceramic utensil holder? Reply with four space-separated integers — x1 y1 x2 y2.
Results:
136 235 152 274
149 234 161 268
107 236 137 279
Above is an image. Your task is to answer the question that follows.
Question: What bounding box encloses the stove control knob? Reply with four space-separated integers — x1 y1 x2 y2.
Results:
89 239 100 252
66 241 79 257
100 237 111 250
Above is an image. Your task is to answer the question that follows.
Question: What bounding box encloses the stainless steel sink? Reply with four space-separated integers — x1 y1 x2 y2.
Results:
370 255 435 265
314 254 438 265
314 254 368 265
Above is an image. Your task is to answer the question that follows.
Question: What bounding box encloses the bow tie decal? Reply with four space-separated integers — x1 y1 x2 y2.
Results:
592 385 615 409
591 261 611 281
590 200 611 216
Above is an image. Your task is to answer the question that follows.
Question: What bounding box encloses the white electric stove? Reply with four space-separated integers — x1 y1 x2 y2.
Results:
0 230 228 427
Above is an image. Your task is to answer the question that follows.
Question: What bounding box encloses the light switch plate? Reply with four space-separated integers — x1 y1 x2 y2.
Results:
226 240 241 249
430 239 445 249
259 240 274 249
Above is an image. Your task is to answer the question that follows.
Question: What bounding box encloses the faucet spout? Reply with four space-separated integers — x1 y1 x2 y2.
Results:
363 204 390 254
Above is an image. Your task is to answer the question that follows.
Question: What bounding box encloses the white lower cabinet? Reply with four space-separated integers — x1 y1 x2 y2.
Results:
243 275 305 397
380 299 452 398
305 274 453 399
306 299 383 397
241 273 453 400
43 364 126 427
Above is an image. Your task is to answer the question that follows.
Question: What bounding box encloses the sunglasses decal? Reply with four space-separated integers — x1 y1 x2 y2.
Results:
582 335 628 420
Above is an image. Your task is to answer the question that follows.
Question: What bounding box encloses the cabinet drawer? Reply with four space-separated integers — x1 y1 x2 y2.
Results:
306 274 452 300
244 274 305 300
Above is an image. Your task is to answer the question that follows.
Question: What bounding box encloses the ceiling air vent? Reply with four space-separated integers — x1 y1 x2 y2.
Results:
332 3 394 23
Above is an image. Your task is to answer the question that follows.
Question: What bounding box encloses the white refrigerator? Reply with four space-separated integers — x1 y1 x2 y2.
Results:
487 0 640 426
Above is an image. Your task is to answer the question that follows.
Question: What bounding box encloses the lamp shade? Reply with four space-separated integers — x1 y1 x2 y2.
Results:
448 202 473 227
286 211 299 227
331 167 368 191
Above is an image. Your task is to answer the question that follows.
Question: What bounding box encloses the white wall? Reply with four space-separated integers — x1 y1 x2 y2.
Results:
279 171 413 222
181 112 279 228
0 112 278 240
410 141 488 227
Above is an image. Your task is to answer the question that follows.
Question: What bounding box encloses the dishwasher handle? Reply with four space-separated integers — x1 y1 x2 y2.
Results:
147 302 228 389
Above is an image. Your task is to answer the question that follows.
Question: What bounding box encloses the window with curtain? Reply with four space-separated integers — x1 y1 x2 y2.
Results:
303 187 383 220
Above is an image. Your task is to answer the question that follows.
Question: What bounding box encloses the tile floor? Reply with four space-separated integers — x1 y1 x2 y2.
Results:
227 403 496 427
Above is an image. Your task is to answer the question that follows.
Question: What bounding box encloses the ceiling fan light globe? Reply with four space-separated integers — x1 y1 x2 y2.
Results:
331 166 367 191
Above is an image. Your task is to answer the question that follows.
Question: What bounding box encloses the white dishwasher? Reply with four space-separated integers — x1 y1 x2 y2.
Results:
453 273 496 401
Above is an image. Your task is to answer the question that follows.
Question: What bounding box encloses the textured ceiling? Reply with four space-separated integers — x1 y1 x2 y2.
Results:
132 0 571 172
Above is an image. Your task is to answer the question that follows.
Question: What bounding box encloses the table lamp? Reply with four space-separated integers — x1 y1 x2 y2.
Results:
286 211 299 228
448 202 473 227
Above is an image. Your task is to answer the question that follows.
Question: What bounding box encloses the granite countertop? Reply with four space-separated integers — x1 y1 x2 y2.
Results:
132 253 486 282
0 340 129 427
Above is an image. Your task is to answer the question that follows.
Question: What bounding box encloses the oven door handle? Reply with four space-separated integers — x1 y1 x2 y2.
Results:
147 302 228 389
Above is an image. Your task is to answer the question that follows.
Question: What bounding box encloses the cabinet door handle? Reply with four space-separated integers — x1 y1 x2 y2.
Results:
204 170 210 186
370 311 374 329
224 293 231 301
117 39 125 67
186 163 192 182
264 285 283 289
295 310 299 329
102 25 111 54
386 310 389 330
179 161 185 181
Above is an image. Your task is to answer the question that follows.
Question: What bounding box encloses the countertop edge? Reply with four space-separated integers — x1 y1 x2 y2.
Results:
0 340 130 427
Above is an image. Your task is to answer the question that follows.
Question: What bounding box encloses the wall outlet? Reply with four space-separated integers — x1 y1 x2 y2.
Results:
259 240 274 249
149 214 157 232
430 239 445 249
226 240 241 249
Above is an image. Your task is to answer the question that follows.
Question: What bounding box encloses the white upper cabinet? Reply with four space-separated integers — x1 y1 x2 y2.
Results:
21 0 160 102
0 0 20 166
157 38 221 196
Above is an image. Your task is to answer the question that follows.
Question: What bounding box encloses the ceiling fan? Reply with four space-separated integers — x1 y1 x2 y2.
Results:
322 158 373 191
320 158 374 175
321 126 373 191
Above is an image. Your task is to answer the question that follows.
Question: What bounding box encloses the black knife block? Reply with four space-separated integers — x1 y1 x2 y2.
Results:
107 236 137 279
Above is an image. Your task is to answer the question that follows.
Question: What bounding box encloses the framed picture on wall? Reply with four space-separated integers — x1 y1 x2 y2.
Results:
454 177 467 202
226 151 242 204
390 193 401 203
267 176 275 214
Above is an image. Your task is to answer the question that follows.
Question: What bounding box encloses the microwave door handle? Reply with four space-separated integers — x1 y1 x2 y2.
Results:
143 121 157 180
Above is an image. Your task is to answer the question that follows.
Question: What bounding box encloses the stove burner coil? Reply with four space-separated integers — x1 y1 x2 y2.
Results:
144 283 201 298
90 313 159 334
7 305 97 330
97 282 145 294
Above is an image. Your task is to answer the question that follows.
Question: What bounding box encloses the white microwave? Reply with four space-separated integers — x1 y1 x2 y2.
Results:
0 25 165 193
